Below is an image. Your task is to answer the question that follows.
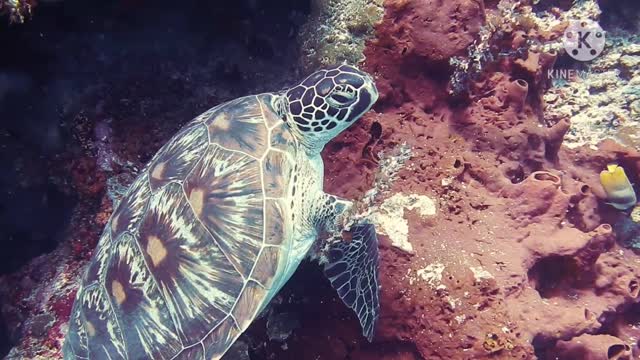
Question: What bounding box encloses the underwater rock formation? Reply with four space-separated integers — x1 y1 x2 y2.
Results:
1 0 640 359
550 334 633 360
321 0 640 359
298 0 384 71
545 29 640 150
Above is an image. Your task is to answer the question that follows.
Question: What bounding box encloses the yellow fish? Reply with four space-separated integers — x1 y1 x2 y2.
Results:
600 164 637 210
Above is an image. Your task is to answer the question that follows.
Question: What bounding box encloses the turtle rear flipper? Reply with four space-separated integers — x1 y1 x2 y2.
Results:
323 223 380 341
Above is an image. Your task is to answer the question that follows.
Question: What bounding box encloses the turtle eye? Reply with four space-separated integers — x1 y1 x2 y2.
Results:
327 85 357 108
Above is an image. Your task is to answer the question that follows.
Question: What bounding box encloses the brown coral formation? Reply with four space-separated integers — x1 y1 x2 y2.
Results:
550 334 633 360
316 0 640 359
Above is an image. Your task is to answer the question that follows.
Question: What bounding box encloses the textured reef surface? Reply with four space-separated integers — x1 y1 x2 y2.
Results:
1 0 640 359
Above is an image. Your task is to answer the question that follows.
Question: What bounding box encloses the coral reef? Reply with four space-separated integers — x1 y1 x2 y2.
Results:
319 0 640 358
2 0 640 359
545 30 640 150
448 0 602 96
550 334 633 360
297 0 384 71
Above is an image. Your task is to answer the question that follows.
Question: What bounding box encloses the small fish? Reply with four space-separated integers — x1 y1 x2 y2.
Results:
600 164 638 210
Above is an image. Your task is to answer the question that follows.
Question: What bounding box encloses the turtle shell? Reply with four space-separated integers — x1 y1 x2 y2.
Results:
63 94 299 360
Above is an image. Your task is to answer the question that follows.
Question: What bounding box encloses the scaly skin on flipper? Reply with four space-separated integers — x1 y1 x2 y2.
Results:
63 64 379 360
323 223 380 341
312 193 381 342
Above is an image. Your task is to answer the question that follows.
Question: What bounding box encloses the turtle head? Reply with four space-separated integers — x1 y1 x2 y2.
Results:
279 64 378 153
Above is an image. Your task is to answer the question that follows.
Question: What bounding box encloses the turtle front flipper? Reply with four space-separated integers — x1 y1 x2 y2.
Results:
323 223 380 341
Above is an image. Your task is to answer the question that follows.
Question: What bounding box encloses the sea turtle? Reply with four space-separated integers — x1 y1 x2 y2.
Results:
62 64 381 360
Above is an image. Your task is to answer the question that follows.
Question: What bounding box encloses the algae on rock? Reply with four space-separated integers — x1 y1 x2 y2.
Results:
448 0 602 95
297 0 384 71
544 30 640 150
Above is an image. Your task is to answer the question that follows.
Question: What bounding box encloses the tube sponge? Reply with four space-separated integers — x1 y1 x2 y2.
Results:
600 164 637 210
